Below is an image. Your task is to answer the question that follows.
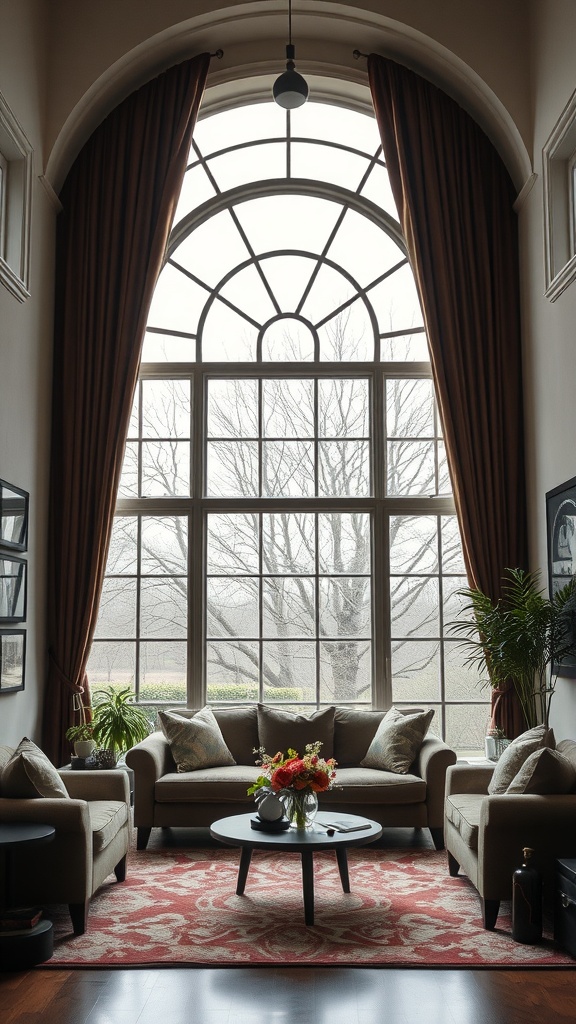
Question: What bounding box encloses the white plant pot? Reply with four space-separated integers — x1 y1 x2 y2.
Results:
485 736 510 762
74 739 96 759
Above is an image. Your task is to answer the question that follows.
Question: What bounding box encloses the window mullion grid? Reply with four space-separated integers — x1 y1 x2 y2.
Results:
189 370 205 708
258 510 264 704
314 510 321 709
372 369 389 709
135 514 142 701
258 384 264 703
437 513 446 741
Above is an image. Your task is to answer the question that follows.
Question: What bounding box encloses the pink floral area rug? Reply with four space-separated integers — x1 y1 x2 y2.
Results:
43 846 574 967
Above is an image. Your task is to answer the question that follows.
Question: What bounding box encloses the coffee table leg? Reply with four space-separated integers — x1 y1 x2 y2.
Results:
301 851 315 926
236 846 252 895
336 848 350 892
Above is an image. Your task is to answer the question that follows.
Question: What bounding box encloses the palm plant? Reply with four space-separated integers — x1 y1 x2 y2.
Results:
450 568 576 729
92 686 150 762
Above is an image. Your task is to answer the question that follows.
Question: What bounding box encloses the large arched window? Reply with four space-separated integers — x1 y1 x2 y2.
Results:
88 98 488 753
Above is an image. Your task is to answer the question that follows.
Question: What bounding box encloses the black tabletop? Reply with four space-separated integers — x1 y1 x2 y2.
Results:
210 811 382 852
0 823 56 848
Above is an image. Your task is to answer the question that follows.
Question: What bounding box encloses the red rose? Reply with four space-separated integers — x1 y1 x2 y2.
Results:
271 766 294 790
310 770 330 792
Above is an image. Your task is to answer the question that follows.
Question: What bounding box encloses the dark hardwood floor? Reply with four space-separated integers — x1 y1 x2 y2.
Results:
2 965 576 1024
1 827 575 1023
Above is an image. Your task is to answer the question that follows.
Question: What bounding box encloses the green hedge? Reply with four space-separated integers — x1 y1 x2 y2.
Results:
96 681 303 704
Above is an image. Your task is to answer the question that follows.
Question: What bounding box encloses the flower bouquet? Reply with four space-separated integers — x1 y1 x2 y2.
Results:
247 741 337 829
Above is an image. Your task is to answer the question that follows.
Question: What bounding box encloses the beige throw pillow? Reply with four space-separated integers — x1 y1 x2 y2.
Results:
360 707 434 774
159 707 236 772
1 738 69 798
506 746 576 795
487 725 555 795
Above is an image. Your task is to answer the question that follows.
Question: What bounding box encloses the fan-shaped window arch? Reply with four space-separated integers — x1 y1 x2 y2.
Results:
89 98 489 753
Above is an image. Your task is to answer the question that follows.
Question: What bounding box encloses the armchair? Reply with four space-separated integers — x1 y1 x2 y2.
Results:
0 744 130 935
444 742 576 930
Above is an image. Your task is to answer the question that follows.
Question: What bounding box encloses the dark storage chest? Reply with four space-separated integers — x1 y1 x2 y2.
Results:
554 858 576 957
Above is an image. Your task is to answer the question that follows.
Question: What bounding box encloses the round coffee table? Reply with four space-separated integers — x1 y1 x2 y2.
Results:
210 811 382 925
0 822 55 970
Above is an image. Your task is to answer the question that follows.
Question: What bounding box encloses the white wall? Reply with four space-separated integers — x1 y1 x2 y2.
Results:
521 0 576 739
0 0 55 743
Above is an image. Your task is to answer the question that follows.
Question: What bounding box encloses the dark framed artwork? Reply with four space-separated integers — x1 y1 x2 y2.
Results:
546 475 576 677
0 629 25 693
0 554 27 622
0 479 28 551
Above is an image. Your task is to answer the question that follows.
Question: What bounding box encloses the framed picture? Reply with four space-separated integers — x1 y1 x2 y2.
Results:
0 629 25 693
0 554 27 622
546 475 576 677
0 479 28 551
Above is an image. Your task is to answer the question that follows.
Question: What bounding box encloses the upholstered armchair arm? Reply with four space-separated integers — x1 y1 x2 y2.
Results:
126 731 173 829
0 795 91 833
416 735 457 828
478 793 576 897
445 763 494 796
59 769 130 803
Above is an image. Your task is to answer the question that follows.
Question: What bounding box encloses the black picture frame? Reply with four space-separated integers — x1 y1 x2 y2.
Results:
0 554 27 622
546 475 576 677
0 629 25 693
0 479 28 551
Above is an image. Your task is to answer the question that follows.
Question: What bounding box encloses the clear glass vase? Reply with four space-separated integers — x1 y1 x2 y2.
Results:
285 788 319 830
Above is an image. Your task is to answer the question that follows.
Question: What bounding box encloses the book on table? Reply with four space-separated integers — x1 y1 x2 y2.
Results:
0 907 43 931
325 820 372 833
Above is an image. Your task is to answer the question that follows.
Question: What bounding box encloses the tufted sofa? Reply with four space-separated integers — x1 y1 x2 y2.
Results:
126 704 457 851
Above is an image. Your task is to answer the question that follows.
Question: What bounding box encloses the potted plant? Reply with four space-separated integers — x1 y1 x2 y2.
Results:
66 694 96 759
65 721 96 759
91 685 150 767
450 568 576 731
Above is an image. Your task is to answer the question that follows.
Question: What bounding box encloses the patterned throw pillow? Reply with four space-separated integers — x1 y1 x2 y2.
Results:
487 725 555 795
1 738 69 798
506 746 576 794
360 707 434 774
159 707 236 772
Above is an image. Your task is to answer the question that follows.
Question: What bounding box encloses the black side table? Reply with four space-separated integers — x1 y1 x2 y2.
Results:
0 823 55 970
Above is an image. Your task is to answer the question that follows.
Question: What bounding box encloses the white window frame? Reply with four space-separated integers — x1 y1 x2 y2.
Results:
543 88 576 301
0 91 33 302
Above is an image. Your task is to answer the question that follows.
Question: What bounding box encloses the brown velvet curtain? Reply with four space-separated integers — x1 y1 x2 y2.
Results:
368 54 527 739
42 54 210 765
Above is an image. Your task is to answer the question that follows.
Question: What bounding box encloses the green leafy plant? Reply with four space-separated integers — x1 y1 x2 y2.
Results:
91 686 150 759
450 568 576 729
65 722 95 743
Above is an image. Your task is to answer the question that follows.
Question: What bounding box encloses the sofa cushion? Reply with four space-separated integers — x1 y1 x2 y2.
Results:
487 725 555 795
1 738 69 799
555 738 576 777
321 766 426 805
334 708 386 766
445 793 483 850
506 746 576 795
155 765 262 803
256 705 335 759
159 708 236 772
88 800 129 853
360 707 434 774
213 706 260 764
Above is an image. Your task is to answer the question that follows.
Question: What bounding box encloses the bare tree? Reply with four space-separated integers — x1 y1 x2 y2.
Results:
92 316 462 705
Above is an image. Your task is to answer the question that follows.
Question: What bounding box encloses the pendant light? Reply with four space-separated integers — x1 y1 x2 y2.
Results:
273 0 309 109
